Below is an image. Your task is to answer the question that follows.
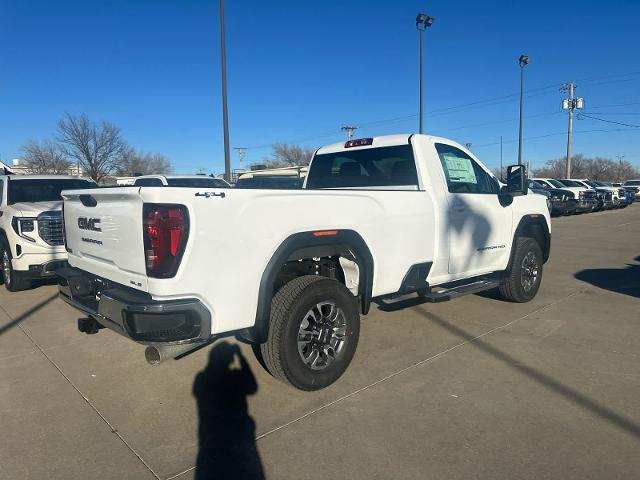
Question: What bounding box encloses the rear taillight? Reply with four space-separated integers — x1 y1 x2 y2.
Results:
143 204 189 278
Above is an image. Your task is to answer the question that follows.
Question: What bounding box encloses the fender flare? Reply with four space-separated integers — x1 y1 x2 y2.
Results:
247 229 374 343
507 215 551 272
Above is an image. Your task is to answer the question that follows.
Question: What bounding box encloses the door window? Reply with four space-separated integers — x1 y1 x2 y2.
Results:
0 179 4 205
435 144 498 194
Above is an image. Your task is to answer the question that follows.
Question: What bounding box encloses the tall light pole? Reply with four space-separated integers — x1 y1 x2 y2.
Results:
219 0 231 181
517 54 530 165
416 13 434 134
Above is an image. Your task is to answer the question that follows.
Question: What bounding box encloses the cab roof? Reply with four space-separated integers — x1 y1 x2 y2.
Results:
2 174 94 182
316 133 461 155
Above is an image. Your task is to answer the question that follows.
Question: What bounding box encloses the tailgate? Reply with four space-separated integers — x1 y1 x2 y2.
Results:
63 188 148 291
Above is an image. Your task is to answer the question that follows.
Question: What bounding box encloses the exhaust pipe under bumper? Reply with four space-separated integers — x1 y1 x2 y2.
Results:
145 342 205 365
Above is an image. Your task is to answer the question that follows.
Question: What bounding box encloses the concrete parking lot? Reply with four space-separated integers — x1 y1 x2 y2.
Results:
2 205 639 480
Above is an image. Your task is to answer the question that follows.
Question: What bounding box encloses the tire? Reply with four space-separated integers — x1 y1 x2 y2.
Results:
1 247 31 292
259 275 360 391
498 237 543 303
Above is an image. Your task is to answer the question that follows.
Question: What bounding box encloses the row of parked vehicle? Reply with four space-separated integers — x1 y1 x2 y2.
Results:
528 177 639 216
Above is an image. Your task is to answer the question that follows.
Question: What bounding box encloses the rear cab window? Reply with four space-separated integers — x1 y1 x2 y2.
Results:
305 144 419 189
134 178 164 187
166 178 229 188
7 179 96 204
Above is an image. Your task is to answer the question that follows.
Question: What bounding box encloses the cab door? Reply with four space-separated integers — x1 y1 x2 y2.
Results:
434 143 512 277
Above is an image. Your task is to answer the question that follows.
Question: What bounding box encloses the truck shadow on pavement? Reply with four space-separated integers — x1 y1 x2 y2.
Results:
574 256 640 299
192 341 265 480
0 292 58 336
406 305 640 440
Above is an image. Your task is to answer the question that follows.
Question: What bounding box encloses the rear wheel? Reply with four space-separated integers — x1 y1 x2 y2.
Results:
498 237 543 303
1 247 31 292
260 275 360 391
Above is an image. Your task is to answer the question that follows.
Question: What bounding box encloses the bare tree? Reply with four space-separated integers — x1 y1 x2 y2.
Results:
533 154 640 181
261 143 315 168
117 151 173 176
21 139 71 174
56 113 128 182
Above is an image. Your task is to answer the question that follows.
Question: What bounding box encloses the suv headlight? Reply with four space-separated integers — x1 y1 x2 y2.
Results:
11 217 37 242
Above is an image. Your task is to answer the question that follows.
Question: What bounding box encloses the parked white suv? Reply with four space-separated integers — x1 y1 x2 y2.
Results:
0 175 96 291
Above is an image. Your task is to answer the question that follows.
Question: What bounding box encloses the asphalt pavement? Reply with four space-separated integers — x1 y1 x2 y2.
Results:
1 205 639 480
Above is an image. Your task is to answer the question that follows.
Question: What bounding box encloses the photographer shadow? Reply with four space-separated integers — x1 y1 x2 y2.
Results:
192 341 265 480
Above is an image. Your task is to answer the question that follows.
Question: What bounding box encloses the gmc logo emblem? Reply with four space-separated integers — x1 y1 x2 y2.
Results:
78 217 101 232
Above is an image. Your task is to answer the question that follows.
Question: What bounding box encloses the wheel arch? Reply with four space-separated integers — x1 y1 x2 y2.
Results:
507 215 551 272
246 229 374 343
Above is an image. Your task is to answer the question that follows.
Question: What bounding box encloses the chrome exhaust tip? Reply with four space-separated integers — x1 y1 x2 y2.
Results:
144 343 203 365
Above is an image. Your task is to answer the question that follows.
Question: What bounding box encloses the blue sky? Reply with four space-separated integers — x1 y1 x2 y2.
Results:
1 0 639 174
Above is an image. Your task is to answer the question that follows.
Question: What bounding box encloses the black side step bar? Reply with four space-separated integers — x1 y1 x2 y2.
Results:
420 278 501 303
376 277 501 312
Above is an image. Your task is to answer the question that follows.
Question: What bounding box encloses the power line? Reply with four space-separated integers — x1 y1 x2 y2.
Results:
578 113 640 128
586 101 640 109
240 72 640 151
472 127 640 149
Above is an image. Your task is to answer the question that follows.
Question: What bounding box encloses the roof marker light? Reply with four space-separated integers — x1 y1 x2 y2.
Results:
344 138 373 148
313 230 338 237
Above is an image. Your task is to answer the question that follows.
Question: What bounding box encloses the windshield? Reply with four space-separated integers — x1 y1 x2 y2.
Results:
559 179 583 188
8 179 96 204
583 180 598 188
166 177 229 188
547 179 565 188
624 180 640 186
529 180 546 189
235 176 304 189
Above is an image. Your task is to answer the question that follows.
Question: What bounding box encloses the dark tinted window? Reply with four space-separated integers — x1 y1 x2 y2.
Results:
529 180 546 189
134 178 164 187
235 176 304 189
305 145 418 189
559 179 583 188
624 180 640 186
8 179 96 204
167 178 229 188
0 179 4 205
544 180 562 188
435 144 498 194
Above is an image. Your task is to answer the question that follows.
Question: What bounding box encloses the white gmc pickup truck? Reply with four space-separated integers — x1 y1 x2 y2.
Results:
58 134 550 390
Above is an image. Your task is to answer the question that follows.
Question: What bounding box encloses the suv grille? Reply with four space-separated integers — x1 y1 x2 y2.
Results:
38 211 64 246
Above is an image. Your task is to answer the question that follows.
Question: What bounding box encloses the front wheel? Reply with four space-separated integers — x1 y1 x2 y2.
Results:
498 237 543 303
260 275 360 391
1 247 31 292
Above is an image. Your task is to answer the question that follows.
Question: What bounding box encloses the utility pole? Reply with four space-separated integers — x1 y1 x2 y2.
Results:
561 82 583 178
616 155 625 182
234 147 246 171
341 125 358 140
219 0 231 182
527 158 531 174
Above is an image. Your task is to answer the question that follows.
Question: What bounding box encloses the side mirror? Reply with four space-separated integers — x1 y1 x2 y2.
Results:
506 164 527 196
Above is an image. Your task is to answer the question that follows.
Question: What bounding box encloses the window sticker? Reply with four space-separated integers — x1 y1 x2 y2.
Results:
442 153 477 184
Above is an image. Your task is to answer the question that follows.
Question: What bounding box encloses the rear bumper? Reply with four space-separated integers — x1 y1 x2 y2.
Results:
57 266 211 345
